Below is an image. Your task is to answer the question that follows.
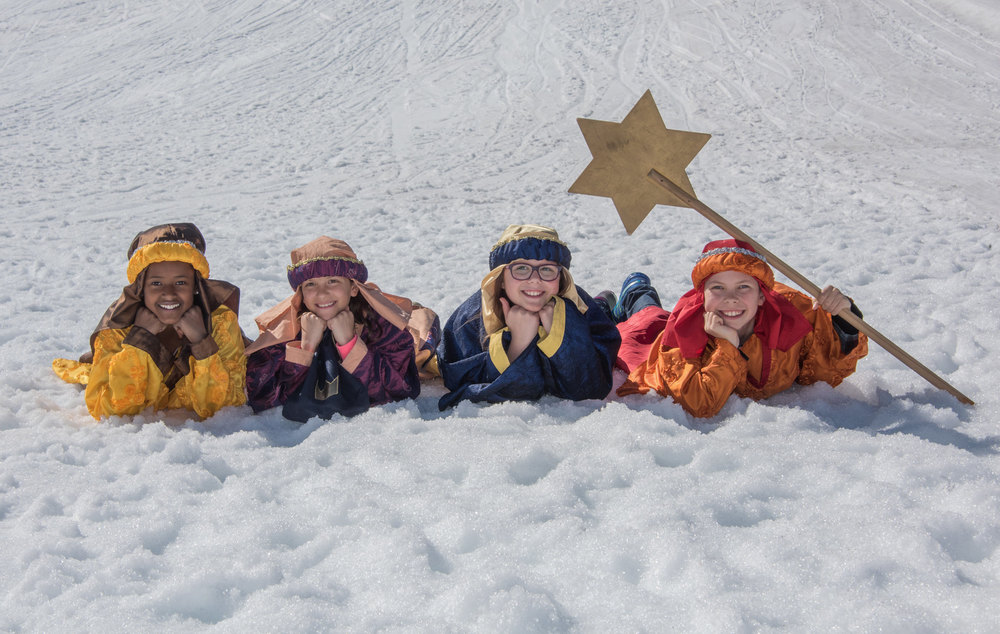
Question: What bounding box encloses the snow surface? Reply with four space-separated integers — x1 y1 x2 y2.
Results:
3 0 999 630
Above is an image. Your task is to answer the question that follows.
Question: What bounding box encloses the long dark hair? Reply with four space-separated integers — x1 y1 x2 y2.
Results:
348 292 385 342
296 284 384 343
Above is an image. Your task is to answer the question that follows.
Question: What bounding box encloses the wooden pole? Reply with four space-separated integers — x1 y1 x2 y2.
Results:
648 168 975 406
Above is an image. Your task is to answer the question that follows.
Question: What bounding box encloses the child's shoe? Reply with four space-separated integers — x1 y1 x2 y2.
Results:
594 290 616 322
611 271 660 323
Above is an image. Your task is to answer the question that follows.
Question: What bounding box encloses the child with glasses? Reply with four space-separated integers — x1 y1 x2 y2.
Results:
436 224 621 409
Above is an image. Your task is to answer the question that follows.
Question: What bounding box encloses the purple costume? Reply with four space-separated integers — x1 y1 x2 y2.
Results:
243 237 421 419
246 311 418 413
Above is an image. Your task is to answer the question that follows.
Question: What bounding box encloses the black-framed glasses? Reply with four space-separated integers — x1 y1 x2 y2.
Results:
506 262 562 282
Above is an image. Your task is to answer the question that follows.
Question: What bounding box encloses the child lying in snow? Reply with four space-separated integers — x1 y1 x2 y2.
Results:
244 236 439 422
436 224 620 409
52 223 247 420
605 239 867 418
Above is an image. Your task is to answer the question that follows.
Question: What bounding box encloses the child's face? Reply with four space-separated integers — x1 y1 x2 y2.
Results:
703 270 765 339
301 276 358 321
502 259 561 313
142 261 196 325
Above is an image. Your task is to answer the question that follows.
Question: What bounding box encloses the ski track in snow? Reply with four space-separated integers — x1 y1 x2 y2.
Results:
1 0 999 630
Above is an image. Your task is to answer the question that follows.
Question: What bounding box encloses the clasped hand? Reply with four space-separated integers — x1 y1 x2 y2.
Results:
135 306 207 343
702 311 741 348
702 285 850 348
299 310 355 353
812 285 850 315
499 297 555 361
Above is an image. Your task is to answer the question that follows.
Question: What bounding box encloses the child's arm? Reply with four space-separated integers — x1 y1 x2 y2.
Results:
437 292 547 409
794 286 868 386
84 327 168 419
245 312 326 413
340 314 420 406
245 343 311 413
536 293 621 401
619 337 748 418
175 306 247 418
813 285 863 354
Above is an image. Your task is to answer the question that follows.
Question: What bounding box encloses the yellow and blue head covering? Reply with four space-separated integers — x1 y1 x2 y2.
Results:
480 224 587 335
488 224 572 270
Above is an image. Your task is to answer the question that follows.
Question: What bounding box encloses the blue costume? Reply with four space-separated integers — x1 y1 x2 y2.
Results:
437 224 621 410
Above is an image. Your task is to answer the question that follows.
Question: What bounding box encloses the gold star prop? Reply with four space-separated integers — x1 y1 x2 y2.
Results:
568 90 711 234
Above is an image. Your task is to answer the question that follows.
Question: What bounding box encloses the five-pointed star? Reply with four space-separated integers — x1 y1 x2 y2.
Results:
569 90 711 234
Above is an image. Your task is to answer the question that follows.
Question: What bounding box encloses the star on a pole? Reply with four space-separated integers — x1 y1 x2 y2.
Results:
569 90 711 234
567 90 975 406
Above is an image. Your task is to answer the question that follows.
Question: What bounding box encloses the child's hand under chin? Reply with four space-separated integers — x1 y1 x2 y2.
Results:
299 312 327 353
538 299 555 334
300 309 355 352
703 311 740 348
499 297 541 361
175 306 207 343
500 297 541 337
327 310 355 346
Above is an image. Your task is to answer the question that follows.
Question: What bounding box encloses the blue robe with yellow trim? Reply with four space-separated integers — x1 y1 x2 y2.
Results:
437 288 621 409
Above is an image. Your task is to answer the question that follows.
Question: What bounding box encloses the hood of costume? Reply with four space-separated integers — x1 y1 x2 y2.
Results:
662 239 812 385
480 224 588 336
244 236 411 355
86 222 240 356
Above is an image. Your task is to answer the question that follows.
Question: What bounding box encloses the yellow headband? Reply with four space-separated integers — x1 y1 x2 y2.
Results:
126 241 210 284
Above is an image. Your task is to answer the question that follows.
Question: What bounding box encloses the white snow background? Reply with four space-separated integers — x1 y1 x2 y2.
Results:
2 0 999 631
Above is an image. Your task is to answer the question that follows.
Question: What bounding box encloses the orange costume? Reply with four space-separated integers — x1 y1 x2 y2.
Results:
53 223 246 420
617 240 867 417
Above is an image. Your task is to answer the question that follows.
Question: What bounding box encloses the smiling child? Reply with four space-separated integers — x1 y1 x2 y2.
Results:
244 237 434 422
436 224 620 409
52 223 247 420
612 239 868 417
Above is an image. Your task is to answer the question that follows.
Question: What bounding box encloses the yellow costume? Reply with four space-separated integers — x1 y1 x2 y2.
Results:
53 223 247 420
